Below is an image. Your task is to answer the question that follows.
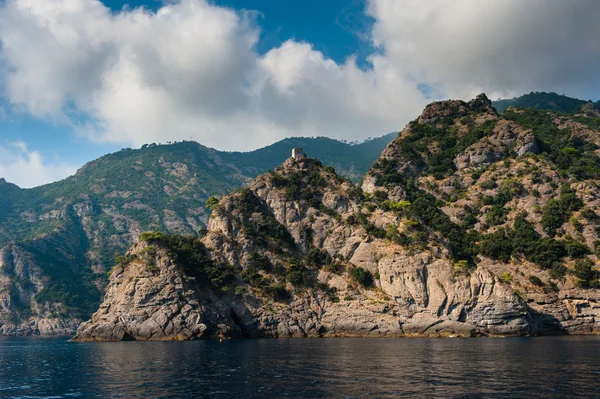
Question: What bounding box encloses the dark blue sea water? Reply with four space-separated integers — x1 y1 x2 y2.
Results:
1 336 600 398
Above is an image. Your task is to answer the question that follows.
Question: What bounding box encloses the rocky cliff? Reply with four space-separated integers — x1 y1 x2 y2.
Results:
0 136 394 335
74 94 600 341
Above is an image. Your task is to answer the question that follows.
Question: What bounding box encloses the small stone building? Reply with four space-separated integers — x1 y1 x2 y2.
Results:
292 148 305 159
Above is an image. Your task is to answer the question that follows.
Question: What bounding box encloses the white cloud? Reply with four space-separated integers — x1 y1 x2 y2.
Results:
0 142 77 188
368 0 600 101
0 0 598 154
0 0 427 151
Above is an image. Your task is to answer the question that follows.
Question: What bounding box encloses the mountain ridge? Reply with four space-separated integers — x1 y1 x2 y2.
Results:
492 91 600 114
0 133 396 335
3 91 600 336
73 93 600 341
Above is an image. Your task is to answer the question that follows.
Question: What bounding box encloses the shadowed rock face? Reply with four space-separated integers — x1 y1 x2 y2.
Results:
74 94 600 341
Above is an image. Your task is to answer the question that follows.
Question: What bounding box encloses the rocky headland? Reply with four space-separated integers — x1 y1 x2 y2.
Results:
73 95 600 340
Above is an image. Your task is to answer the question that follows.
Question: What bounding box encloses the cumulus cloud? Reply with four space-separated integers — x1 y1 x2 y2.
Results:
0 0 427 151
368 0 600 101
0 0 598 153
0 142 77 188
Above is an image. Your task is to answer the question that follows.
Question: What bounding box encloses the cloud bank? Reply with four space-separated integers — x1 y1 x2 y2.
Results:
1 0 599 154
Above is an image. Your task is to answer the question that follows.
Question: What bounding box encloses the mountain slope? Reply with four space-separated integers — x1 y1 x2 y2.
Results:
75 95 600 340
0 134 394 335
493 91 600 113
74 156 528 341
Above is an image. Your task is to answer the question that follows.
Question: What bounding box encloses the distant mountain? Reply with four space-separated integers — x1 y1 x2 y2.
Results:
228 134 396 183
0 134 396 334
492 91 600 113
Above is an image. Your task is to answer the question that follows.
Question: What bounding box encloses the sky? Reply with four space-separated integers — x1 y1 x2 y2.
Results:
0 0 599 188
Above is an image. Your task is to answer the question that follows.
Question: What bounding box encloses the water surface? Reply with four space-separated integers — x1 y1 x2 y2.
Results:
1 336 600 398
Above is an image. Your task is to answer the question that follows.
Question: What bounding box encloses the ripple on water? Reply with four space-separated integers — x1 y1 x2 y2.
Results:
1 336 600 398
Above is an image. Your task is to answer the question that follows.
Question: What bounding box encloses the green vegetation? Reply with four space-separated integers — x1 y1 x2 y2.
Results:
493 92 595 113
231 188 293 247
479 213 590 277
573 258 599 288
373 117 497 180
504 109 600 181
541 185 583 236
286 259 313 288
528 275 544 287
304 247 332 268
372 160 477 261
6 92 600 323
140 233 236 290
348 267 374 288
485 205 509 227
499 272 513 283
0 134 396 321
206 196 220 211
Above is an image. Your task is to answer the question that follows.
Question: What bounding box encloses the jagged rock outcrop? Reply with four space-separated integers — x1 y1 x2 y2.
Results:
454 120 539 169
0 137 396 334
73 157 534 341
578 103 600 118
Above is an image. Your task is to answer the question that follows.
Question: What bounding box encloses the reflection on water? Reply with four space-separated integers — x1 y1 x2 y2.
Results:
1 336 600 398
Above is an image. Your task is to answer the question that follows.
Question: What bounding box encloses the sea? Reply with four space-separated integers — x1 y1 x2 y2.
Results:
1 336 600 398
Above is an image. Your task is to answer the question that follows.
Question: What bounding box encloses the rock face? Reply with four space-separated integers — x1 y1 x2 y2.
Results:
74 93 600 341
0 243 80 335
578 103 600 118
74 242 218 341
0 137 396 335
70 162 555 340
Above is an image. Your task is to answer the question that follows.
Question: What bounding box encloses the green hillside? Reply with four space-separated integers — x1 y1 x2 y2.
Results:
493 91 599 113
0 134 395 326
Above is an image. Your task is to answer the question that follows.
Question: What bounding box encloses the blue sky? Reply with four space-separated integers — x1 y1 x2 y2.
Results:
0 0 376 186
0 0 375 183
0 0 599 187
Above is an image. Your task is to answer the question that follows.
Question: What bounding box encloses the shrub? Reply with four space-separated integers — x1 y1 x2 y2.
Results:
462 207 479 228
373 190 388 202
248 252 274 272
453 260 471 275
480 180 497 190
542 184 583 236
480 230 513 262
348 267 374 288
486 205 509 226
140 231 163 241
512 214 539 255
499 272 513 283
115 254 137 266
286 260 312 287
549 264 567 279
573 258 596 288
581 208 599 221
526 238 567 270
144 234 236 289
388 200 411 211
323 262 344 274
205 196 220 211
564 237 590 259
261 284 290 301
528 275 544 286
304 247 332 267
